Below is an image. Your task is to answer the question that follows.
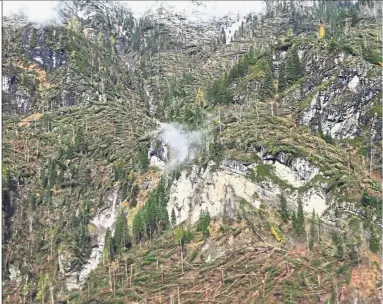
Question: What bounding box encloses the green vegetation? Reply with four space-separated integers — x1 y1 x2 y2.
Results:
318 123 334 144
259 58 275 101
171 208 176 226
174 228 194 245
196 210 211 238
369 227 380 253
103 228 114 262
2 1 382 302
132 179 169 242
205 72 233 105
279 192 289 223
332 232 344 258
113 212 131 254
309 210 316 250
279 46 302 92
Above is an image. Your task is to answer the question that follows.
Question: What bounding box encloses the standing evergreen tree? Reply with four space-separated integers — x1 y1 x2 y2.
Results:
138 144 149 171
113 212 130 254
292 211 298 232
279 192 289 223
156 178 167 207
132 213 145 242
295 199 306 237
278 59 286 92
130 184 139 207
158 204 169 232
259 59 275 101
332 232 344 258
145 194 158 237
171 208 176 226
221 27 226 44
197 210 211 238
369 228 380 253
284 46 302 87
309 210 316 250
103 228 114 263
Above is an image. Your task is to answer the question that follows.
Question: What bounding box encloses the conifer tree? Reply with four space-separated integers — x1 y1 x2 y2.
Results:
332 232 344 258
279 47 302 92
279 192 289 223
103 228 114 263
285 46 302 85
48 164 57 189
171 208 176 227
369 228 380 253
130 184 140 207
158 205 169 231
292 211 297 232
221 27 226 44
295 199 306 237
145 194 158 236
278 59 286 92
132 213 145 242
138 144 149 171
309 210 316 250
259 60 275 102
114 212 130 253
197 210 211 238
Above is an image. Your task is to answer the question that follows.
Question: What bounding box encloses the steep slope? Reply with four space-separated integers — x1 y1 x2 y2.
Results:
2 1 382 303
52 200 382 303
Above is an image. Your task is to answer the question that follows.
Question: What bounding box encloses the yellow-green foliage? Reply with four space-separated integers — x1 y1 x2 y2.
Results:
36 272 49 302
66 16 79 31
127 207 137 230
174 228 194 245
195 87 204 106
319 24 325 40
271 226 283 243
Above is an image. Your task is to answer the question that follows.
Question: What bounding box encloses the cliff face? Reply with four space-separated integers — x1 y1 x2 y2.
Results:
167 158 326 229
2 1 382 303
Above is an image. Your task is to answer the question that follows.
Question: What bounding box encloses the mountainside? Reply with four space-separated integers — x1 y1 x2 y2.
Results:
2 1 382 303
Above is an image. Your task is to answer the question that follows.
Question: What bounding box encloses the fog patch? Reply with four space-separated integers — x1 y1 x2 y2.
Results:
3 1 63 26
156 123 204 169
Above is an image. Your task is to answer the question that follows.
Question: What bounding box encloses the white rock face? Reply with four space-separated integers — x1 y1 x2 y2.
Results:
323 106 360 139
150 155 166 169
298 49 305 61
64 190 119 291
268 158 319 188
33 56 44 64
263 155 319 188
168 163 264 226
144 84 156 115
2 76 10 93
167 160 328 228
347 75 359 92
9 265 21 283
224 15 247 44
301 92 319 125
167 149 333 228
149 141 168 170
301 188 327 215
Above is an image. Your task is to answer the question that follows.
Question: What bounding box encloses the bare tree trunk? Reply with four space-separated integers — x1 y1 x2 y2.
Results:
49 283 55 304
180 239 184 275
125 260 128 280
335 279 339 304
130 264 133 287
161 265 164 284
219 108 222 134
108 265 113 292
369 132 373 176
177 286 181 304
